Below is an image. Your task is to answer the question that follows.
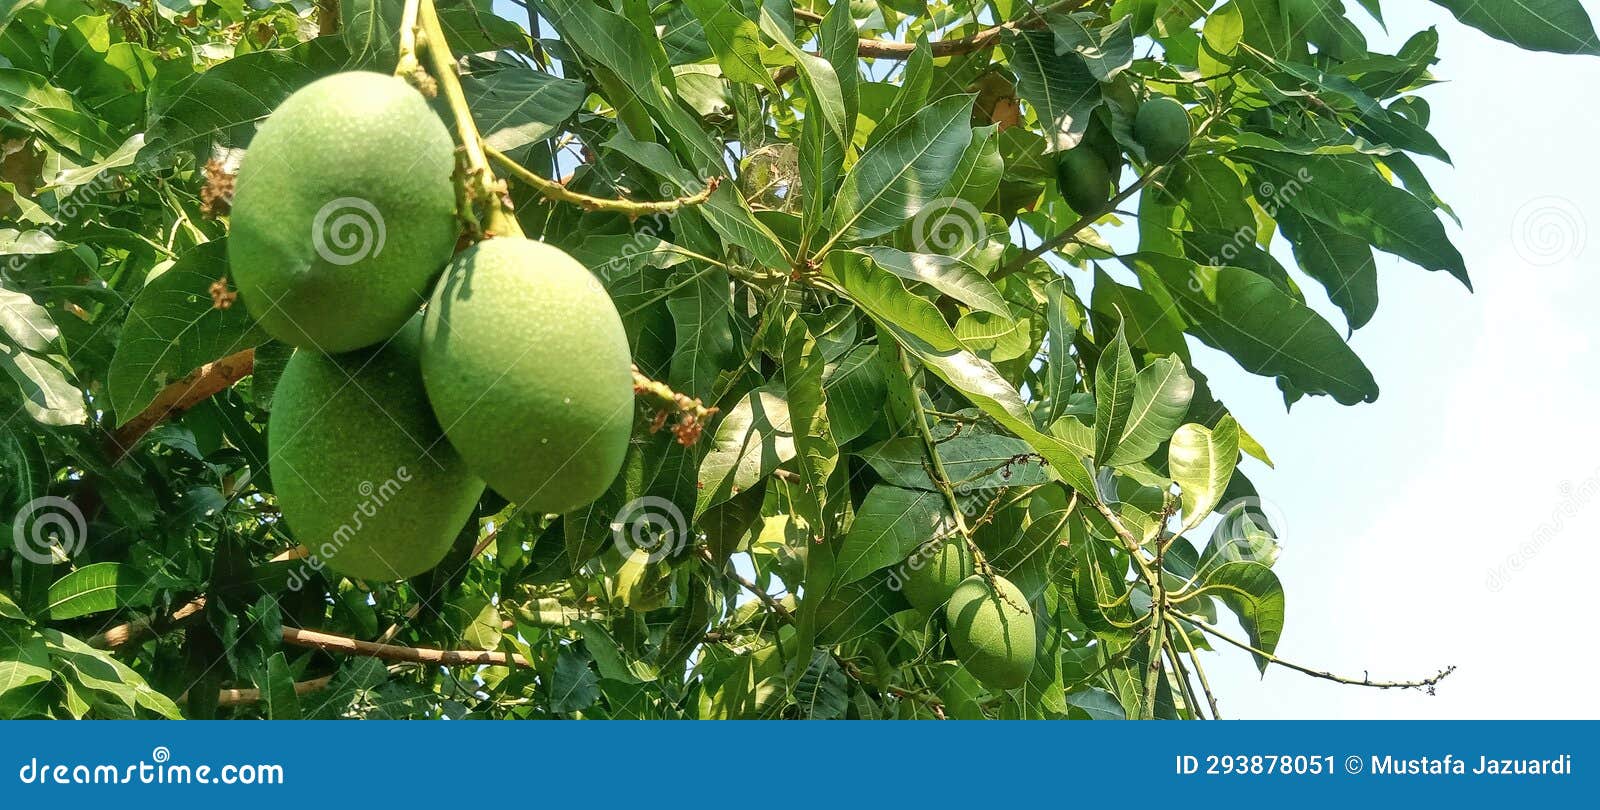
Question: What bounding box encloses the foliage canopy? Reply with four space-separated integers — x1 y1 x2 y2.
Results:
0 0 1591 719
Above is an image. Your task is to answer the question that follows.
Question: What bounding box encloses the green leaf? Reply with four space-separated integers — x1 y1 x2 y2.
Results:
858 434 1049 492
0 284 57 353
794 649 848 719
1042 279 1078 425
0 343 85 426
260 652 302 720
1236 150 1468 287
1130 253 1379 405
696 385 795 516
1093 325 1136 465
43 629 182 718
1003 29 1101 152
1278 207 1379 332
0 630 50 699
831 94 975 242
0 68 115 160
1185 561 1285 674
1066 687 1127 720
685 0 772 89
47 563 149 620
463 62 587 154
1169 417 1239 531
1106 356 1195 467
833 486 952 586
1429 0 1600 55
550 646 600 713
855 246 1008 316
108 240 269 425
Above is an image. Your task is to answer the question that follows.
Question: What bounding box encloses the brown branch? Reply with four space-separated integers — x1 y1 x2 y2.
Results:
88 596 207 649
108 348 255 461
489 145 720 216
210 675 334 708
280 626 532 668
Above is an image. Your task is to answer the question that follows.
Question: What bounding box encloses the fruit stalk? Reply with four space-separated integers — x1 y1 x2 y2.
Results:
416 0 521 238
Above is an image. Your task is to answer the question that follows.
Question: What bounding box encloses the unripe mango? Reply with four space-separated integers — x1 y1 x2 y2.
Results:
420 238 633 514
230 72 458 353
1054 147 1113 215
897 535 974 615
945 574 1037 690
1134 97 1192 163
269 318 484 581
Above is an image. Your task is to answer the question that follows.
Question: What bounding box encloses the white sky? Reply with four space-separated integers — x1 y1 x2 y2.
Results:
1186 1 1600 719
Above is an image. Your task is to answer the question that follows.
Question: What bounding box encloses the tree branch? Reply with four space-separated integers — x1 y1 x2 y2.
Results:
489 145 720 216
108 349 255 461
281 626 531 668
1171 612 1456 692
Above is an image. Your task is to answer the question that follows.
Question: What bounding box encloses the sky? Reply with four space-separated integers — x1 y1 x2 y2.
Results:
1171 2 1600 719
508 1 1600 719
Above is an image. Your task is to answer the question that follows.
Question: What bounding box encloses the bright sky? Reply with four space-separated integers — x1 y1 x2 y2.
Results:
512 1 1600 718
1177 2 1600 719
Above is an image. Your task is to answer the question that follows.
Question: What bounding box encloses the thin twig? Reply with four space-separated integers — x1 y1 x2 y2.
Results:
109 349 254 461
489 145 720 216
281 626 531 668
1171 613 1456 692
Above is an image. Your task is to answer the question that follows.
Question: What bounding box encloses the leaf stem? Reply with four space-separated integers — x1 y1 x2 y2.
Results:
487 145 721 216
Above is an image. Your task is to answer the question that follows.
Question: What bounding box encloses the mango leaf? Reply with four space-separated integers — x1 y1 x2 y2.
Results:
1429 0 1600 55
1092 325 1136 465
858 434 1049 492
0 68 116 160
1003 29 1101 152
794 649 848 719
684 0 771 88
1130 253 1378 405
260 652 302 720
696 385 795 516
1236 150 1468 287
1169 417 1239 531
108 240 270 426
47 563 150 620
831 94 974 242
1183 561 1285 674
855 246 1008 316
463 62 588 153
1106 356 1195 467
833 485 951 586
0 343 85 426
0 630 50 699
1278 207 1379 332
0 284 57 352
1041 279 1078 425
43 630 182 718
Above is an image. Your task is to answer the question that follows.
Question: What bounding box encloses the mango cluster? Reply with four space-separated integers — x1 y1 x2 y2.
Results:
229 72 634 581
1054 95 1192 215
